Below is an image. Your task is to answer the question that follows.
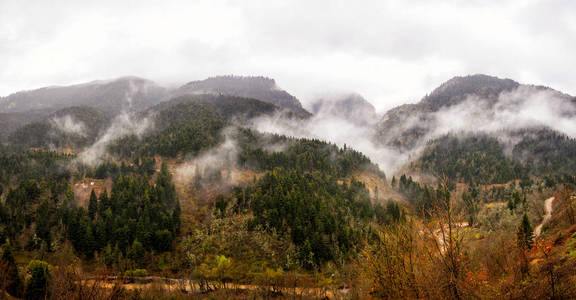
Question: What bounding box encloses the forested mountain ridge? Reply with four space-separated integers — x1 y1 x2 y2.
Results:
1 73 576 299
0 76 168 114
174 75 311 117
8 106 112 150
0 75 310 142
376 74 576 182
376 74 576 151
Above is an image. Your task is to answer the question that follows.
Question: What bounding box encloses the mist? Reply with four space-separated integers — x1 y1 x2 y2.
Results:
174 127 242 188
50 115 87 137
251 97 408 176
430 86 576 139
78 113 151 166
249 86 576 177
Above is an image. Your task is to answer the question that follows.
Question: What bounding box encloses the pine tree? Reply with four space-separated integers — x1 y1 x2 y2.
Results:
1 245 23 298
98 189 110 216
35 200 52 249
172 200 181 234
517 214 534 250
128 239 145 264
88 189 98 220
64 183 75 208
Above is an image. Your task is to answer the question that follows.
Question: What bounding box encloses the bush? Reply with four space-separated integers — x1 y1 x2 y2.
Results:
125 269 148 277
25 260 51 300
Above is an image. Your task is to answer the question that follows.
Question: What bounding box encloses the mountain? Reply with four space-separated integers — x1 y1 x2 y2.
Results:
0 76 168 114
375 74 576 151
109 94 336 161
173 75 310 116
375 74 576 182
421 74 520 110
0 110 48 141
3 73 576 299
309 93 378 126
8 106 112 149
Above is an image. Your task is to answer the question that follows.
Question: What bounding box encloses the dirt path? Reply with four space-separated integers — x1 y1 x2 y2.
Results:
535 197 555 237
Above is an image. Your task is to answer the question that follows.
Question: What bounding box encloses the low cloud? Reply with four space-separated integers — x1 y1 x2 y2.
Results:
429 86 576 139
251 106 406 176
174 127 241 187
78 113 152 166
249 86 576 176
50 115 86 137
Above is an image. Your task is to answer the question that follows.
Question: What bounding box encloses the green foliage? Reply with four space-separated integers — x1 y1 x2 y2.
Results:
396 174 440 217
237 128 383 178
110 100 225 158
512 128 576 175
1 244 23 297
124 269 148 277
419 134 526 184
236 168 377 268
8 106 110 150
88 189 98 220
0 150 73 183
25 260 51 300
128 239 145 262
65 171 180 257
374 200 405 224
517 214 534 250
196 255 239 289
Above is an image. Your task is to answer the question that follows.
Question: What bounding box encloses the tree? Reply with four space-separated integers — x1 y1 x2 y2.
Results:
24 260 50 300
128 239 145 264
172 200 181 234
428 176 469 299
462 191 477 226
88 189 98 220
35 200 52 250
1 245 23 298
197 255 237 290
516 214 534 279
517 214 534 250
153 229 173 252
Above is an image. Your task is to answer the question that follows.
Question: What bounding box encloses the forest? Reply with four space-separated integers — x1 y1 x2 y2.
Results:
1 80 576 299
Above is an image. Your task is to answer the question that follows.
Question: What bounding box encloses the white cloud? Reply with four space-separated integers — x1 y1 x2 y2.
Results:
1 0 574 112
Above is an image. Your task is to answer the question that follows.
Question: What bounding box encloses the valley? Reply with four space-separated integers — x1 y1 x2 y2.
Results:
1 74 576 299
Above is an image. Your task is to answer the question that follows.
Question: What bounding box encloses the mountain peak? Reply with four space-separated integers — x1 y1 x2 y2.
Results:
423 74 519 109
309 93 378 126
174 75 309 115
0 77 167 114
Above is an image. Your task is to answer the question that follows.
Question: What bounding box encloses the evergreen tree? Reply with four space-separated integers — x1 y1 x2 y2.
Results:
172 200 181 234
517 214 534 250
34 200 52 249
1 245 23 298
128 239 145 263
88 189 98 220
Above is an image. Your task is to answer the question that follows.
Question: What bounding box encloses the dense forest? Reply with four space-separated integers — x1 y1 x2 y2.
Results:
417 134 528 184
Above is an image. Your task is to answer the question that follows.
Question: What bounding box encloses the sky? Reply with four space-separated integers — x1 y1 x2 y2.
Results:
1 0 575 112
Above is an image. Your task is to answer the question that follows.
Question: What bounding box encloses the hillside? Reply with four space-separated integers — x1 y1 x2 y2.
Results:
376 74 576 182
174 76 311 117
376 74 576 150
0 77 167 114
1 74 576 299
8 106 112 150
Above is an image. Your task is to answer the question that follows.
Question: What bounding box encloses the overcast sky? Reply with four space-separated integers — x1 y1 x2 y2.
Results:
1 0 574 111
